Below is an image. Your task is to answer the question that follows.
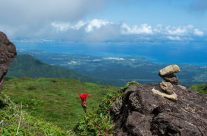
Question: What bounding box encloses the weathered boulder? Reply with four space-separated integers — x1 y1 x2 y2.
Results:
111 84 207 136
0 32 16 88
159 65 180 76
160 81 174 95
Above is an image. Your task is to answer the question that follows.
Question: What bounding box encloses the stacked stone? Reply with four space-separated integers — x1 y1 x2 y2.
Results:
158 64 180 96
159 64 180 85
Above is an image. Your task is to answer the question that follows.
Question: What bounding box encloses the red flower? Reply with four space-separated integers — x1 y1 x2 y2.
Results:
79 93 91 113
79 93 90 102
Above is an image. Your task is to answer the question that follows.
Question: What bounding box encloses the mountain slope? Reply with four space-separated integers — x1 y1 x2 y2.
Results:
7 54 93 82
28 53 207 86
3 78 117 130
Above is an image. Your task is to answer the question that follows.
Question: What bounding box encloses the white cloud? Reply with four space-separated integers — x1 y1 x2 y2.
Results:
51 22 71 32
166 27 187 36
0 0 206 42
0 7 205 41
51 19 113 33
193 28 204 36
164 25 204 40
85 19 112 32
0 0 106 38
74 21 86 30
47 19 207 41
104 57 125 61
51 21 86 32
121 23 153 35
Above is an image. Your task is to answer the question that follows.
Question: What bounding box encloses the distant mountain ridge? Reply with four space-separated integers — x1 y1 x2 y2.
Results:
31 53 207 86
7 53 207 86
7 54 94 82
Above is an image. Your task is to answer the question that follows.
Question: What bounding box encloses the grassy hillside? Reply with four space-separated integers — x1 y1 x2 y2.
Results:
7 54 93 82
191 84 207 94
2 78 117 130
0 94 74 136
1 77 206 135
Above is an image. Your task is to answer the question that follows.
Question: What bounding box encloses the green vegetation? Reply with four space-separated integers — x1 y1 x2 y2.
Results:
191 84 207 94
0 94 75 136
75 91 121 135
120 81 141 91
1 76 206 135
8 54 93 82
2 78 117 131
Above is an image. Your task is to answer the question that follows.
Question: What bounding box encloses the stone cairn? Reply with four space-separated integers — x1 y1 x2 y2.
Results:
159 64 180 85
152 64 180 101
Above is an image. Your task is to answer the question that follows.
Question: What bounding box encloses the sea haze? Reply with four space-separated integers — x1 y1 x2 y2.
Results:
15 40 207 66
13 40 207 86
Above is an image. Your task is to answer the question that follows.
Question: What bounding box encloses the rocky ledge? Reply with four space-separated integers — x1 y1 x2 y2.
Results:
111 66 207 136
0 32 16 88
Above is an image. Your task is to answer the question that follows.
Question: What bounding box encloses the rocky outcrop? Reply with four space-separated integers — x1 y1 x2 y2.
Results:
0 32 16 88
111 84 207 136
111 66 207 136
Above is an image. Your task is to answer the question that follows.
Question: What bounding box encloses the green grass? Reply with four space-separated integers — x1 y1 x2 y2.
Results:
0 94 75 136
2 78 117 131
191 84 207 94
74 90 122 136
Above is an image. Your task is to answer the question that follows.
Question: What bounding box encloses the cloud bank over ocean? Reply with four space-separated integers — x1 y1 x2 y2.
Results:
50 19 205 42
0 0 206 42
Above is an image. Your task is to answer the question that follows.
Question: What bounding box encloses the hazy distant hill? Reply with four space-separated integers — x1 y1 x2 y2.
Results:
29 53 207 86
7 54 93 82
8 54 207 86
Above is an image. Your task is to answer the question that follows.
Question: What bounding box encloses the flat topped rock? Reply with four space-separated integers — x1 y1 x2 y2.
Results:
159 64 180 76
0 32 16 89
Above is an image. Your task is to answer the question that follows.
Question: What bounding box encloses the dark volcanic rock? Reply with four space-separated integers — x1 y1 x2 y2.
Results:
162 74 179 85
111 84 207 136
0 32 16 88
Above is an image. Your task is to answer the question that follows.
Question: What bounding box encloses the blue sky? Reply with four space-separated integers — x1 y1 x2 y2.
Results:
95 0 207 27
0 0 206 42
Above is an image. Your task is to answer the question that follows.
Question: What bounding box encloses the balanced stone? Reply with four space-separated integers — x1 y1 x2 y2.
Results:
162 74 179 84
159 64 180 76
160 81 174 95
